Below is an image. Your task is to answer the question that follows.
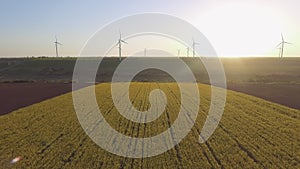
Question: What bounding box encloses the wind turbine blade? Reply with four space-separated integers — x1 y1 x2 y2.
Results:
121 40 128 44
284 42 292 44
275 42 283 48
281 33 284 42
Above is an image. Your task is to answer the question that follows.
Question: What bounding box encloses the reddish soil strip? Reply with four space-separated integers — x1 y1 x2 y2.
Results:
0 83 72 115
227 83 300 110
0 82 299 116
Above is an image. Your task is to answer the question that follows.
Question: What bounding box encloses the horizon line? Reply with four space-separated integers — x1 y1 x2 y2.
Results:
1 55 300 58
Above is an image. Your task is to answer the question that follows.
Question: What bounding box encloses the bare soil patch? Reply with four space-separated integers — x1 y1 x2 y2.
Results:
228 83 300 110
0 81 299 116
0 83 71 115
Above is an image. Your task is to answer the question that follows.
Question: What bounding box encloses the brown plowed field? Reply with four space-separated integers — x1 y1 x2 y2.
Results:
0 82 299 116
0 83 71 115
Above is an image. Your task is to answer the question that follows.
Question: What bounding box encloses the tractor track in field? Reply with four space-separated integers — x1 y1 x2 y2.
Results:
120 84 158 168
115 84 143 168
202 94 298 168
199 96 265 168
165 109 184 168
164 84 287 168
62 135 89 164
59 85 135 167
225 97 300 164
157 83 185 168
164 85 223 169
37 133 64 155
64 83 144 168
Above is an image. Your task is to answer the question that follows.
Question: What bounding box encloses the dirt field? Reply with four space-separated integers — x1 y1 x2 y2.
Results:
0 83 71 115
0 57 299 116
227 83 300 110
0 81 298 117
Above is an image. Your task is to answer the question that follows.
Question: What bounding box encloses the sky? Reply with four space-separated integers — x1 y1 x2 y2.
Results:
0 0 299 57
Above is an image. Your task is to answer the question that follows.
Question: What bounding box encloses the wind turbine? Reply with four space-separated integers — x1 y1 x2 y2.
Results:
277 47 282 58
177 49 180 57
116 31 128 61
192 38 200 57
54 36 62 57
144 48 147 57
186 47 190 57
276 33 291 58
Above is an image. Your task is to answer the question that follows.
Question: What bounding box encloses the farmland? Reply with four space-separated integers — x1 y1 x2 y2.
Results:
0 83 71 115
1 57 300 85
0 57 300 113
0 82 299 168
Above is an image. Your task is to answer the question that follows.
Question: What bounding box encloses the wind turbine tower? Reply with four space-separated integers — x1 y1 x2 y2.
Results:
186 47 190 57
54 36 62 57
277 47 282 58
276 33 291 58
116 31 128 61
192 39 200 57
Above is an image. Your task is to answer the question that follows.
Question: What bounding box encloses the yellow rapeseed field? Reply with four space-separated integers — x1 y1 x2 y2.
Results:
0 83 299 168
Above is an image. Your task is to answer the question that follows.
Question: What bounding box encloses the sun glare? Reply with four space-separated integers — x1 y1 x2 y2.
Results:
194 2 286 57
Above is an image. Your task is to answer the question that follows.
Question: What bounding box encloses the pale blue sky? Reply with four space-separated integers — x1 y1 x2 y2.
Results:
0 0 299 57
